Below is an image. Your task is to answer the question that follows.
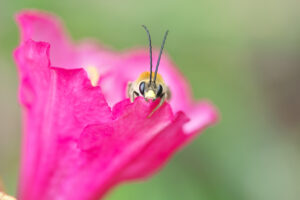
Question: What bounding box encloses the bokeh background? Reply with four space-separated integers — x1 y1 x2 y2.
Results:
0 0 300 199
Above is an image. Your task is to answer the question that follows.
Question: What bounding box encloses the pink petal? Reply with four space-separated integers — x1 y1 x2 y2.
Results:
14 40 112 199
119 111 189 181
119 103 218 181
64 98 175 199
16 10 77 68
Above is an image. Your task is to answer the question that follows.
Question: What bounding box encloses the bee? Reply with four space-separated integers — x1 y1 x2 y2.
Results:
127 25 171 116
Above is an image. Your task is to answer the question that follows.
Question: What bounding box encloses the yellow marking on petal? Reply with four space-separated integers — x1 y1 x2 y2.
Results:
145 90 156 99
86 66 100 86
137 72 164 84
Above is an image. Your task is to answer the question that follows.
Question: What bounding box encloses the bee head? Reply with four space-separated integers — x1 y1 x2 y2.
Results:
137 72 164 101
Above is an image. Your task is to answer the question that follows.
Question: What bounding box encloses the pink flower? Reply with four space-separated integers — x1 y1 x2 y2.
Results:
14 10 219 200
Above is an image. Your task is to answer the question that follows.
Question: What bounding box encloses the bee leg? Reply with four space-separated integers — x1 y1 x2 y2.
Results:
166 86 171 100
127 82 135 103
148 94 166 118
126 82 132 97
129 93 135 103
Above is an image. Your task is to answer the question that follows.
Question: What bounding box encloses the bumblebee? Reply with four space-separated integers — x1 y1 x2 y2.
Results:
127 25 171 115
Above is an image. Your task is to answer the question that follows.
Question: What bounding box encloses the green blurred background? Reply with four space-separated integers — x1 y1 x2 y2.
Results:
0 0 300 199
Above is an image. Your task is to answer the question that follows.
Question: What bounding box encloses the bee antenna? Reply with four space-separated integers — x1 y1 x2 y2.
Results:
154 30 169 84
142 25 153 84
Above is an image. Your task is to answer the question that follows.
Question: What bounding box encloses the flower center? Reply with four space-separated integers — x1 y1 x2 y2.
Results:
86 66 100 86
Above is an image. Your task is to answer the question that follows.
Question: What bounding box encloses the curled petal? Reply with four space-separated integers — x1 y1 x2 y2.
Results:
14 40 112 199
119 111 189 181
16 10 76 68
41 98 178 199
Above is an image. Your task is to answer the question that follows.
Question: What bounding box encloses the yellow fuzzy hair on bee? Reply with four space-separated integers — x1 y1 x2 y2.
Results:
137 72 165 84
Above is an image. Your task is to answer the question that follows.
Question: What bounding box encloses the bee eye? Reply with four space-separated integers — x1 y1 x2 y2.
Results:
157 84 163 97
139 81 145 95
